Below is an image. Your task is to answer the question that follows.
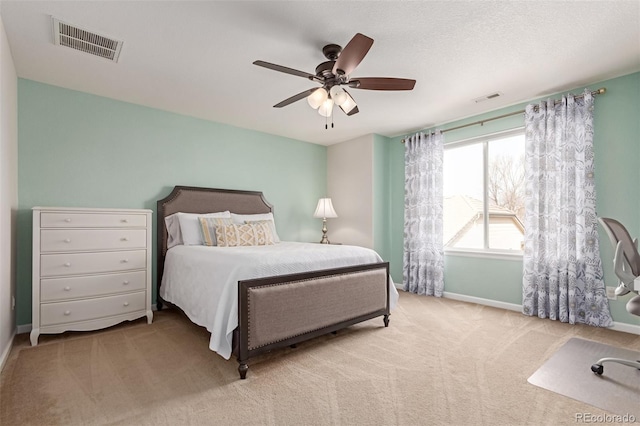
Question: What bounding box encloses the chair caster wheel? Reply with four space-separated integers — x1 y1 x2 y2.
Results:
591 364 603 375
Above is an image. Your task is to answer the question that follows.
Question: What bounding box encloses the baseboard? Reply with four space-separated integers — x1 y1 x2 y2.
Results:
609 321 640 335
401 286 640 336
0 331 16 372
16 323 30 334
397 285 522 312
442 291 523 312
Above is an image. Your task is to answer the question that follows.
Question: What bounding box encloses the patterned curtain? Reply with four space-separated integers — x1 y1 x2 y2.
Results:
403 131 444 296
522 89 612 327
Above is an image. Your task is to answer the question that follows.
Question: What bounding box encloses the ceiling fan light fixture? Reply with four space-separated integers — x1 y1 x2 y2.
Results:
307 88 328 109
329 85 348 106
318 98 334 117
338 92 357 115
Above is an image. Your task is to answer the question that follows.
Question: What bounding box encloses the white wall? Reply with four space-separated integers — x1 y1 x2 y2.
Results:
327 134 373 248
0 14 18 370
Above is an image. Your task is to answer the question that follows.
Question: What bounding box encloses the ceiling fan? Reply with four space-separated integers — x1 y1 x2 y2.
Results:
253 33 416 125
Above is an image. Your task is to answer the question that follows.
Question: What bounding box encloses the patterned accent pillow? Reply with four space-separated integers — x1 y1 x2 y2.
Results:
232 213 281 243
215 223 275 247
198 217 233 246
244 219 280 243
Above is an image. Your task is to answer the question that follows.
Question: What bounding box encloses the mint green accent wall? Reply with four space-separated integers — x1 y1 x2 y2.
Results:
388 71 640 326
372 134 391 262
591 72 640 325
17 79 327 326
443 256 523 303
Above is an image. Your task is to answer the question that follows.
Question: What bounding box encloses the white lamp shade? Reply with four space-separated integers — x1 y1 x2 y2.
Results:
317 98 334 117
313 198 338 218
329 85 348 106
307 88 328 109
338 91 357 115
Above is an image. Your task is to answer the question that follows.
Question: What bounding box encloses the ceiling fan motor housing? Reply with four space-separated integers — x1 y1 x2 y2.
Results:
315 61 338 81
322 44 342 60
316 44 350 87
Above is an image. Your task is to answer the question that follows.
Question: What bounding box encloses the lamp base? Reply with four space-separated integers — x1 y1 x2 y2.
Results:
319 218 330 244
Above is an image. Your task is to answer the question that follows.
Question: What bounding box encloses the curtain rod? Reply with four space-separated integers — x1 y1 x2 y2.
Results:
401 87 606 143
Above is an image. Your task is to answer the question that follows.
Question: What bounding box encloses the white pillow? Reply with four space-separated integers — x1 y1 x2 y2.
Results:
176 211 231 245
164 214 183 249
231 212 280 243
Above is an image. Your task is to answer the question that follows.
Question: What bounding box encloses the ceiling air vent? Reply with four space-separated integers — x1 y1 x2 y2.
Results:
473 92 503 103
52 18 123 62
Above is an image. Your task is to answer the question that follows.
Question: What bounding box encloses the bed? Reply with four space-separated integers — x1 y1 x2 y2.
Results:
157 186 398 379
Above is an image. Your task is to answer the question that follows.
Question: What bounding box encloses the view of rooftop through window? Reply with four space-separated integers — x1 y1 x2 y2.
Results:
443 132 525 251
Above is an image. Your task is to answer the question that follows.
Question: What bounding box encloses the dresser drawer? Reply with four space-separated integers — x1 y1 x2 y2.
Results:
41 229 147 253
41 270 147 302
41 291 146 326
40 212 146 228
40 250 146 277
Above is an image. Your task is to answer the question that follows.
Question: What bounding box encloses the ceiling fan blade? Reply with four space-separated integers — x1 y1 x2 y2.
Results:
273 88 319 108
253 60 318 81
348 77 416 91
332 33 373 76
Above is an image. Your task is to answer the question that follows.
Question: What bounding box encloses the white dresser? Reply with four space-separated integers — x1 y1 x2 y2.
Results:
31 207 153 346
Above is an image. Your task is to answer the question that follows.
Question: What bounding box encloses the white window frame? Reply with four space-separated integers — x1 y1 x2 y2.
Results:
443 127 525 260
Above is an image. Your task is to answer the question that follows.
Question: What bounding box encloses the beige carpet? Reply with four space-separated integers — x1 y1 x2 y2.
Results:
2 291 640 426
528 338 640 419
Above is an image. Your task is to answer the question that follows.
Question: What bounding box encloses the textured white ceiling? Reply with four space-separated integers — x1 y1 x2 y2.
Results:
2 1 639 145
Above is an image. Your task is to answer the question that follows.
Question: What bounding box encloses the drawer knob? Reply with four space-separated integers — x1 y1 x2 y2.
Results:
123 302 129 307
64 262 71 267
64 310 71 316
64 218 71 223
121 259 129 263
121 219 128 223
64 238 71 243
121 237 129 242
64 286 71 291
123 280 130 285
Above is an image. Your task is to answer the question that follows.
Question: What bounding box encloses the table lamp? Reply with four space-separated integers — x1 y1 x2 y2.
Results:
313 198 338 244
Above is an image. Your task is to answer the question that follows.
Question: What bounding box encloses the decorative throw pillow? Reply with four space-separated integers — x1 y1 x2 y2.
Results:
231 212 281 242
215 223 276 247
198 217 233 246
244 219 280 243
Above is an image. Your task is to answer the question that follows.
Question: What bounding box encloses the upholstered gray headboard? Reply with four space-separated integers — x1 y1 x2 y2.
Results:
156 186 273 299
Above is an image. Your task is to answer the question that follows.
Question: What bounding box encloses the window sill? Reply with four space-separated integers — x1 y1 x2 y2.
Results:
444 248 523 261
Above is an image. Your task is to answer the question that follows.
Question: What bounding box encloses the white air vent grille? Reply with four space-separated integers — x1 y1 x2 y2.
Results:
52 18 123 62
473 92 503 103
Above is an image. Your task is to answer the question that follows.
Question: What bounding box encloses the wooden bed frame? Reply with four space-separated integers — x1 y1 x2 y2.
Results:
157 186 390 379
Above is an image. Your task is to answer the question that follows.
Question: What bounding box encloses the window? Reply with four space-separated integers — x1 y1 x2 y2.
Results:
443 129 525 253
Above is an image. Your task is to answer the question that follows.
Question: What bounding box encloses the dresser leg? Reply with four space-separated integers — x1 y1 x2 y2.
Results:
146 311 153 324
30 329 39 346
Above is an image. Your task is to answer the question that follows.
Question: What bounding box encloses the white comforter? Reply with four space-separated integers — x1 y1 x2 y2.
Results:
160 242 399 359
